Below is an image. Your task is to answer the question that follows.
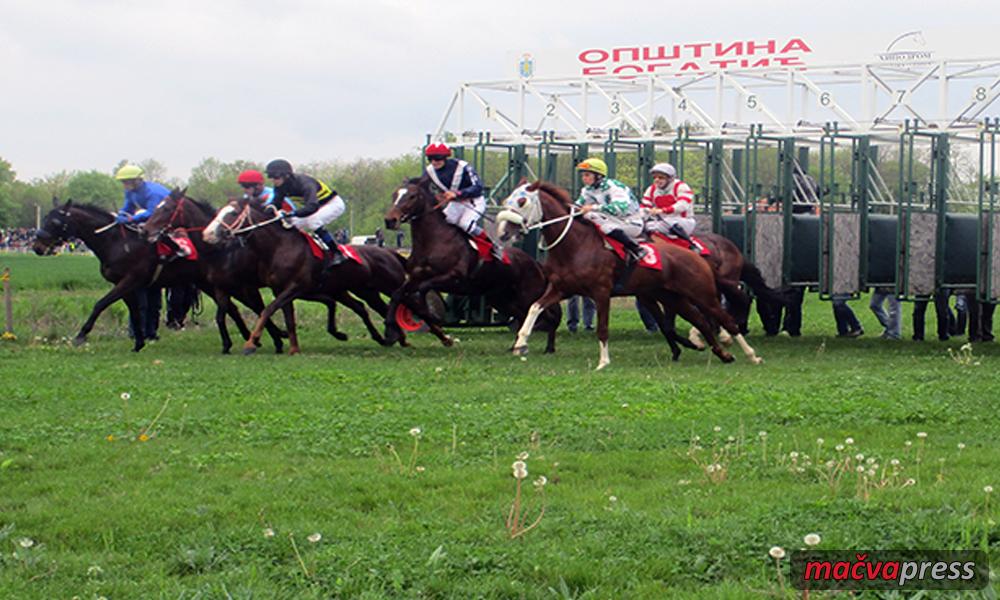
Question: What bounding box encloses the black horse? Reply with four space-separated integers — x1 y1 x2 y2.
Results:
32 200 244 351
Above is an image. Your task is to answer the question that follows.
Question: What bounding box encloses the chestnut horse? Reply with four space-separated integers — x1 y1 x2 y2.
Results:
497 182 763 369
383 177 561 353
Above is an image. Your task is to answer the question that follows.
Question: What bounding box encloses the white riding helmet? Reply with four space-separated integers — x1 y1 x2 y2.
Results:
650 163 676 178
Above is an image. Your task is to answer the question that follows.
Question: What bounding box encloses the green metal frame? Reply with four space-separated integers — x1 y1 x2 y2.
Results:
978 118 1000 302
817 123 871 300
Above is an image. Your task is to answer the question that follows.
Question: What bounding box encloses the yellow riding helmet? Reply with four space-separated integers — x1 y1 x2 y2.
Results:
115 164 145 181
576 158 608 177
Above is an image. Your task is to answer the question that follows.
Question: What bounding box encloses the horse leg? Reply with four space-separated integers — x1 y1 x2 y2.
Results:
699 294 762 364
637 293 682 361
74 276 143 347
336 291 387 345
672 297 734 364
512 283 564 356
212 290 235 354
281 302 300 355
540 303 561 354
122 291 146 353
324 300 348 341
233 288 285 354
243 286 301 355
593 290 613 370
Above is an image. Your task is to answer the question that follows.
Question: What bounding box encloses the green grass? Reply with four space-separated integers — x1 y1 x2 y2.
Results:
1 255 998 598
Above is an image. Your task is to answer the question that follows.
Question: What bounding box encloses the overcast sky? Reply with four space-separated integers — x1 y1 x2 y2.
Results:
1 0 993 180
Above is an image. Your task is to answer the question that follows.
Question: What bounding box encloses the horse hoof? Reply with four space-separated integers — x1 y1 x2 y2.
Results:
441 336 454 347
512 345 528 356
751 356 764 365
222 347 231 355
671 351 681 362
716 351 735 363
544 346 556 354
132 345 144 353
289 347 301 355
274 347 283 355
242 346 257 356
596 360 610 371
332 331 348 341
72 336 86 347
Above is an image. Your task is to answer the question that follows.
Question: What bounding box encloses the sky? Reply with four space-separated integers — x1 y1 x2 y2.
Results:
1 0 995 181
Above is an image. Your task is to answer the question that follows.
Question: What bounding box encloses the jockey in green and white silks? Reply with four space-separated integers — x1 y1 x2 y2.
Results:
574 158 650 263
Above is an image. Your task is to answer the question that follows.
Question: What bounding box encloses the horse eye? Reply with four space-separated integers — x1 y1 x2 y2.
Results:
517 197 527 207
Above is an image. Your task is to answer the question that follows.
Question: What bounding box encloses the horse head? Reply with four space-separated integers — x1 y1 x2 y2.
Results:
495 182 544 245
385 177 435 230
142 187 189 242
203 196 279 245
33 200 77 255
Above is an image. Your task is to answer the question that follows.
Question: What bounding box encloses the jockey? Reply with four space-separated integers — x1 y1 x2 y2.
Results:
265 158 346 266
575 158 650 263
424 142 500 259
640 163 699 250
237 169 296 213
114 164 170 225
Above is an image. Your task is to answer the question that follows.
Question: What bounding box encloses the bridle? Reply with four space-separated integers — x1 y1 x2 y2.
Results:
499 185 580 251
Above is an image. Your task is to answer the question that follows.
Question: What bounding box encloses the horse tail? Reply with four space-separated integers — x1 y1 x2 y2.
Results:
740 261 789 306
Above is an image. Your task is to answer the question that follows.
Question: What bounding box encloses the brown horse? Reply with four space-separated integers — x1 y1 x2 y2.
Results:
383 177 561 353
32 200 238 352
203 196 448 354
496 181 763 369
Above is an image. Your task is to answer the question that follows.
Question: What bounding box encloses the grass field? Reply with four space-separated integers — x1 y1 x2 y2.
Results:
1 253 998 599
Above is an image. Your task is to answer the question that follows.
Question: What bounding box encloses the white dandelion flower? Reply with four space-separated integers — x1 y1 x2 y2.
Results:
845 437 855 445
905 440 913 447
120 392 131 401
263 528 275 538
890 459 900 466
856 465 866 473
916 432 928 439
512 460 528 479
958 443 966 450
835 444 845 452
713 426 722 433
17 538 33 548
409 427 422 437
985 485 994 494
816 438 825 445
769 546 786 559
759 431 768 438
608 495 618 503
803 533 821 546
307 533 322 543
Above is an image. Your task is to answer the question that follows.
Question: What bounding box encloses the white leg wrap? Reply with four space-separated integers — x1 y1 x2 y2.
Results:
596 340 610 370
688 327 706 350
733 333 763 364
514 302 544 351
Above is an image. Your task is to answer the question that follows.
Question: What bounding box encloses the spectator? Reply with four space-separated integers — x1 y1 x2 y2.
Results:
636 299 659 333
566 296 595 333
396 230 405 248
375 228 385 247
869 287 901 340
832 293 863 337
912 292 953 341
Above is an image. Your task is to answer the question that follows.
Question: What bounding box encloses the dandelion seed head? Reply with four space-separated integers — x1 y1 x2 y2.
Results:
17 538 33 548
608 495 618 502
769 546 786 559
905 440 913 447
87 565 103 576
856 465 866 473
409 427 422 437
758 431 768 438
263 528 275 538
958 443 967 450
415 466 426 473
845 437 855 445
307 533 322 543
120 392 131 401
985 485 994 494
713 426 722 433
816 438 825 445
533 476 547 488
916 431 928 439
804 533 821 546
517 451 530 460
835 444 845 452
890 459 900 466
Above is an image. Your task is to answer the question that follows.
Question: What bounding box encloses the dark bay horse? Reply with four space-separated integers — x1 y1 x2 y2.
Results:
496 182 763 369
32 201 241 352
383 177 561 353
203 197 447 354
140 190 303 353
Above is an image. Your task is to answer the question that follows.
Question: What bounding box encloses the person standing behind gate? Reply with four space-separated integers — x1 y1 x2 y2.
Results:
265 159 347 266
422 143 501 259
114 164 170 340
869 286 901 339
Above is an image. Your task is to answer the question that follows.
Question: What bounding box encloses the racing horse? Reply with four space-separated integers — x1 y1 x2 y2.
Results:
32 200 242 352
141 189 344 353
203 196 449 354
383 177 562 353
496 181 763 369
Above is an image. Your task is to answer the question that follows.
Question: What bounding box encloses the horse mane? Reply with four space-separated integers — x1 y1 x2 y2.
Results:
530 181 574 207
67 202 115 219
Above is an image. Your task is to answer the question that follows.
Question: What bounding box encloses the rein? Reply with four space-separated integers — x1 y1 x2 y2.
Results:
223 203 284 235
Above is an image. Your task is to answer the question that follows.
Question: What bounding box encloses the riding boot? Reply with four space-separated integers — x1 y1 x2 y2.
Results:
668 223 698 251
606 229 646 293
606 229 649 264
473 230 503 260
317 228 347 267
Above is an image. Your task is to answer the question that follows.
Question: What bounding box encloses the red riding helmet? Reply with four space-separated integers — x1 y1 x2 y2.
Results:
424 143 452 158
237 170 264 185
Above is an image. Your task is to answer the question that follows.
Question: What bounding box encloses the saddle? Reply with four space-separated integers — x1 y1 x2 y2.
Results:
650 231 711 256
299 231 363 265
156 231 198 262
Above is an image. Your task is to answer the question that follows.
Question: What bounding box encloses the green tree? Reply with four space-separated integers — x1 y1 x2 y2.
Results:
186 158 262 206
0 157 16 227
66 171 121 210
